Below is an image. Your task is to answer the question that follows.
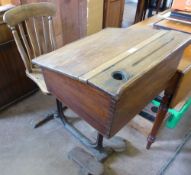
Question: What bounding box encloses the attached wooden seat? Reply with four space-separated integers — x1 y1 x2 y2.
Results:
26 70 49 95
3 2 56 95
3 2 62 128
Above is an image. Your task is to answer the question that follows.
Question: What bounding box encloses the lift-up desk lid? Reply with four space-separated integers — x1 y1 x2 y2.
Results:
33 28 191 99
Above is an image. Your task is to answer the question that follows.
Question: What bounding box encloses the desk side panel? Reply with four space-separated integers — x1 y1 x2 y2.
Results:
42 69 113 136
170 69 191 108
170 45 191 107
109 50 183 137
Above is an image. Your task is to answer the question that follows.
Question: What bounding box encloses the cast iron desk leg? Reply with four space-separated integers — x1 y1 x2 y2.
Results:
56 99 110 161
56 99 127 161
33 99 67 128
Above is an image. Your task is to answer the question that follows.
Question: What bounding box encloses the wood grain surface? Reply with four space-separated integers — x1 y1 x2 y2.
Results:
103 0 125 27
132 12 191 108
3 2 58 94
33 28 191 99
42 68 113 136
33 28 190 137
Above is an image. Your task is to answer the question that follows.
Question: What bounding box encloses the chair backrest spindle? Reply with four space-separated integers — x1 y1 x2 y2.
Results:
42 16 49 53
48 16 56 51
11 26 32 72
18 23 33 60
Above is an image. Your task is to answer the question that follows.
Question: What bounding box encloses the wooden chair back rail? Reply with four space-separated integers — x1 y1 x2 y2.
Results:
3 2 56 73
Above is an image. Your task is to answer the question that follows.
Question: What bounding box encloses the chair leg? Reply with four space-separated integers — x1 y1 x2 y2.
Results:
33 113 55 128
33 99 67 128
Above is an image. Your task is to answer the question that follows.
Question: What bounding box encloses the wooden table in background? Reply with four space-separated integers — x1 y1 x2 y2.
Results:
133 12 191 109
131 11 191 148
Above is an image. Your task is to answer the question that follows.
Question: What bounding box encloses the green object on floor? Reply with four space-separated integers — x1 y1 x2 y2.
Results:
152 97 191 129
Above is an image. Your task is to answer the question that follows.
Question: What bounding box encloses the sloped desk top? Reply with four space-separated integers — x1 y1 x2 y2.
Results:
33 28 190 99
133 11 191 107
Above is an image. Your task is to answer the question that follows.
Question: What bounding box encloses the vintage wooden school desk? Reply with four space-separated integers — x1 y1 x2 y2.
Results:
132 11 191 148
33 27 191 158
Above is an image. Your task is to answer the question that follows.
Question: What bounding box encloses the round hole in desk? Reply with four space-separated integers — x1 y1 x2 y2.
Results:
112 71 129 81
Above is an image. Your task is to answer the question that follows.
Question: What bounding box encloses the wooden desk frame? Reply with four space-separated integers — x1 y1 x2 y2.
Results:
133 11 191 149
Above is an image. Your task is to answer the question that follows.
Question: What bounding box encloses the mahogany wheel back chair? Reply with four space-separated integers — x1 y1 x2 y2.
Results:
3 3 108 156
3 2 67 128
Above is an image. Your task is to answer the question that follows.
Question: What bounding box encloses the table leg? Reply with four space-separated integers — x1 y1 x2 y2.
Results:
146 90 173 149
147 72 180 150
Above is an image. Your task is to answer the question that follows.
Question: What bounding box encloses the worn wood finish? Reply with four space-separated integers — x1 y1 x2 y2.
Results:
110 50 184 137
0 5 36 110
133 12 191 108
59 0 87 44
171 65 191 107
3 2 57 94
18 23 33 60
3 2 56 26
48 16 56 51
103 0 125 28
132 11 191 148
80 30 168 83
33 28 166 80
33 28 190 137
153 18 191 107
42 68 112 136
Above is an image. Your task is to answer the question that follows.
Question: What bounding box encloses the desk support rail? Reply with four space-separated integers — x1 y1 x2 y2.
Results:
56 99 114 161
